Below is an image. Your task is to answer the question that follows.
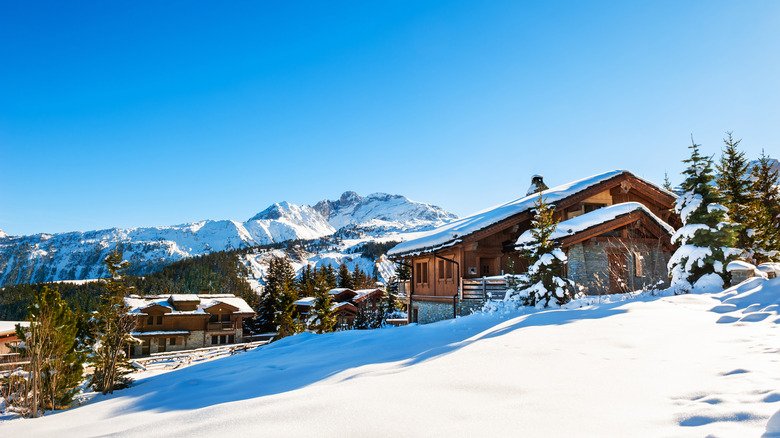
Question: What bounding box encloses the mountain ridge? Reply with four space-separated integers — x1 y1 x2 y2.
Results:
0 191 456 286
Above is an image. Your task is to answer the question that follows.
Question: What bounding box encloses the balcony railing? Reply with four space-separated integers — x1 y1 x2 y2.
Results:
207 322 236 331
462 278 508 300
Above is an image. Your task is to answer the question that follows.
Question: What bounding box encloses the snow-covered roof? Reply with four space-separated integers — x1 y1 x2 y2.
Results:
389 170 674 257
515 202 674 246
0 321 29 334
757 263 780 275
130 330 190 337
294 297 316 306
124 294 254 315
353 288 384 301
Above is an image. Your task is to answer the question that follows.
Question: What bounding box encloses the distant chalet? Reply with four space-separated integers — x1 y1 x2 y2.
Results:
295 288 385 329
124 294 254 356
388 170 680 324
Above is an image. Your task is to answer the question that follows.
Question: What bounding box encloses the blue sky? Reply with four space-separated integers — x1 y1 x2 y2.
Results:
1 1 778 235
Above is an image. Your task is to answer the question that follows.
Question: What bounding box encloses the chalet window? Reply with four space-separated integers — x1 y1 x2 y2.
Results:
211 336 218 345
445 261 454 279
158 338 166 353
156 316 163 325
170 337 177 346
147 316 154 325
438 260 445 280
228 335 235 344
221 313 230 322
209 314 219 323
415 262 428 284
220 335 227 344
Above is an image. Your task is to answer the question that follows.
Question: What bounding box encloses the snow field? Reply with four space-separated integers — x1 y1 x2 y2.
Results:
3 278 780 437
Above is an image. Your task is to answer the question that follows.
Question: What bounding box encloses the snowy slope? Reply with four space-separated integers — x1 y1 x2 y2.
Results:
0 229 8 239
4 278 780 437
0 193 455 286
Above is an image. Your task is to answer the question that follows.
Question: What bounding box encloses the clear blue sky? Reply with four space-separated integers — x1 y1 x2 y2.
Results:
1 1 778 236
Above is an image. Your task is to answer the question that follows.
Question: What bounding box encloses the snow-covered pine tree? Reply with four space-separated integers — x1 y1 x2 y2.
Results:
511 194 574 307
716 132 752 251
748 150 780 261
668 139 741 292
309 276 335 334
91 249 137 395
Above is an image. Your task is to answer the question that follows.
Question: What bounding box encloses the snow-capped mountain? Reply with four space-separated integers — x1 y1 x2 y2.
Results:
313 191 458 231
0 193 455 286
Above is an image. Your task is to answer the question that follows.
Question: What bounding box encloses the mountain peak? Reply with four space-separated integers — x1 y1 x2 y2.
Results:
248 202 294 221
339 191 361 204
0 229 7 239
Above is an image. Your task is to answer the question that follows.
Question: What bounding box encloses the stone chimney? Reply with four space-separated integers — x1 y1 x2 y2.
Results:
526 174 548 196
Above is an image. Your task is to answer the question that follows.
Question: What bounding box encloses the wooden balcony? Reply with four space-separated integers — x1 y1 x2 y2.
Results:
207 322 236 331
462 277 507 301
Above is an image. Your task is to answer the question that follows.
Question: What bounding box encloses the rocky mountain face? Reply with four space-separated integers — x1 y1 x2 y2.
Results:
0 192 456 286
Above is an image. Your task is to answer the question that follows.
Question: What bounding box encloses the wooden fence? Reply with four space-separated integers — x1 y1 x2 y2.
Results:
462 278 508 301
131 340 270 372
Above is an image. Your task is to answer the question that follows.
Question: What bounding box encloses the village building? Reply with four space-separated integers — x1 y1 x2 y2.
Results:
124 294 254 357
387 170 680 324
295 287 387 329
0 321 28 355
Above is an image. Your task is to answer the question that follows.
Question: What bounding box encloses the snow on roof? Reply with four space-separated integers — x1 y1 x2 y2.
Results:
130 330 190 337
0 321 29 334
328 288 355 295
168 294 202 302
389 170 673 257
124 294 254 315
353 288 384 301
757 263 780 274
515 202 675 246
294 297 316 306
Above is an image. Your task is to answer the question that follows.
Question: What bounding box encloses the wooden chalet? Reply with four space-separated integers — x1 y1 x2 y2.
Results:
124 294 254 357
0 321 27 355
294 287 387 330
387 170 679 324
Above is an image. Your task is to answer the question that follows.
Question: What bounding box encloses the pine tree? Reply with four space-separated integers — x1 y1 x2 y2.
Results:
668 138 741 292
11 286 85 417
716 132 751 251
273 281 301 339
511 194 574 307
90 249 137 395
663 171 673 192
748 150 780 261
353 304 369 329
321 264 338 290
308 276 335 334
337 263 354 289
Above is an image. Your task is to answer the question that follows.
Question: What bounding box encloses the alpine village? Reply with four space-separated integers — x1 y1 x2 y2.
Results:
2 3 780 437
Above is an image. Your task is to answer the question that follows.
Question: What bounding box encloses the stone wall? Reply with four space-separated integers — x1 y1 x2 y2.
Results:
567 240 670 295
414 300 456 324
